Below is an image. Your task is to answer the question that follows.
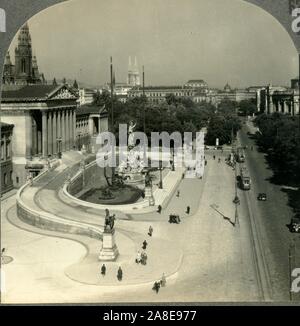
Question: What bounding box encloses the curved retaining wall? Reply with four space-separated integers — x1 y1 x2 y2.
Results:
62 160 185 214
64 160 152 212
16 166 103 240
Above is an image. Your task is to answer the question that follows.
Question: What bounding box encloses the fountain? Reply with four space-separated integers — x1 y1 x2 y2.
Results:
116 121 145 184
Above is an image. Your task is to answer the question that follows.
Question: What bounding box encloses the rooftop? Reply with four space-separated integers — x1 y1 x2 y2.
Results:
76 104 107 116
0 122 14 131
1 84 77 102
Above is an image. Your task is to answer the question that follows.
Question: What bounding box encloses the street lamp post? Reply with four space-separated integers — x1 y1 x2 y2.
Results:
56 137 62 159
232 125 240 227
159 160 163 189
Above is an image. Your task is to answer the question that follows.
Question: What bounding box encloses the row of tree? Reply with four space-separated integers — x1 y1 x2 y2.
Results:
205 99 241 145
93 91 241 146
254 113 300 184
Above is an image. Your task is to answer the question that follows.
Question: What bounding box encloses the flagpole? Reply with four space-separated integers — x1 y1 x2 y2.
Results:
110 56 115 185
110 57 114 132
143 65 145 134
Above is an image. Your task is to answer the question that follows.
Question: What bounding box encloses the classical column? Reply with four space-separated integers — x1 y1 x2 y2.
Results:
32 120 37 157
73 109 76 150
65 110 69 151
52 111 57 155
25 113 33 159
47 111 53 156
37 130 42 156
61 110 66 152
69 109 73 149
42 111 48 158
269 95 274 114
283 101 289 114
57 110 61 139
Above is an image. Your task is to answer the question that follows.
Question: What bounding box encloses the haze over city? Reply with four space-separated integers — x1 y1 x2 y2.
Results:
7 0 298 89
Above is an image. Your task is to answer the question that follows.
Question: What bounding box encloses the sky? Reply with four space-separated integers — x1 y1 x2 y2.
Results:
8 0 299 88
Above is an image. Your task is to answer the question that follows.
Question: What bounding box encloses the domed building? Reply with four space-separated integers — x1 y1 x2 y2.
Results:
224 82 232 93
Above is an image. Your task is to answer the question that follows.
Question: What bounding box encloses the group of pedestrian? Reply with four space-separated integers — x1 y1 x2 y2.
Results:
136 250 148 265
100 264 123 282
152 273 167 294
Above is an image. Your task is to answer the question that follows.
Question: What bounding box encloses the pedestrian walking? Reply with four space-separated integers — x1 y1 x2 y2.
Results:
152 281 161 293
101 264 106 276
160 273 166 287
157 205 162 214
218 158 221 163
176 190 180 197
213 155 216 160
136 251 142 264
117 266 123 281
205 160 207 166
141 251 148 265
186 206 191 214
148 225 153 237
142 240 148 250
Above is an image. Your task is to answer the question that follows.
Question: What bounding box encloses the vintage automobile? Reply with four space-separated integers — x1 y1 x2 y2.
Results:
169 214 181 224
257 193 267 201
290 217 300 233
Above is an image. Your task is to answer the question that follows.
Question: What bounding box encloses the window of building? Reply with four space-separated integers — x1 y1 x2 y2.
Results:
21 58 26 73
6 140 10 159
1 140 4 160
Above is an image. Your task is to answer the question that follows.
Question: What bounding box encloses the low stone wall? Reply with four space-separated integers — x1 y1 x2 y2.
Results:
16 164 103 240
67 160 109 196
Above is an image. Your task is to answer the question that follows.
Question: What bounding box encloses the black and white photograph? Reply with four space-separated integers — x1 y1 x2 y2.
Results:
0 0 300 305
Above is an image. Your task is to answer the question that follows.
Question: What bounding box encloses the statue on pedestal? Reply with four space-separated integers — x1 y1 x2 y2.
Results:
99 209 119 261
104 208 116 232
128 120 136 148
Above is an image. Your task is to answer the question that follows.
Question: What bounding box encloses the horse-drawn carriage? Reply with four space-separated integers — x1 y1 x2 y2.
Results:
169 214 181 224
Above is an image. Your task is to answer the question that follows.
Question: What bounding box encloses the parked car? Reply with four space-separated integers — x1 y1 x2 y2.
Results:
257 193 267 201
290 217 300 233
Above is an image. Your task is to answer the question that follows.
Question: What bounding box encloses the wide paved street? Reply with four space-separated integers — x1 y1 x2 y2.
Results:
1 149 267 303
239 122 300 301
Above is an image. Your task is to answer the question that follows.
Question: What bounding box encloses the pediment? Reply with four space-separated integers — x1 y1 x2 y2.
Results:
48 85 78 100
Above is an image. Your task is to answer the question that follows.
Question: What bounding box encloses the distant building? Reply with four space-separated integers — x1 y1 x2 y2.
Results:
128 85 196 104
102 82 133 103
1 122 14 195
205 84 256 105
185 79 208 91
75 104 108 152
79 88 97 106
257 85 299 116
2 22 45 85
127 56 140 87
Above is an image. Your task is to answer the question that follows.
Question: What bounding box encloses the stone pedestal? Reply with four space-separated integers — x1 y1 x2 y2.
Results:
144 186 152 198
99 229 119 261
145 186 155 206
149 196 155 206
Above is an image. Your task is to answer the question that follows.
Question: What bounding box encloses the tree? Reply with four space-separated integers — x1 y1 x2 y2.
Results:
239 99 257 116
93 89 111 107
166 94 178 106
